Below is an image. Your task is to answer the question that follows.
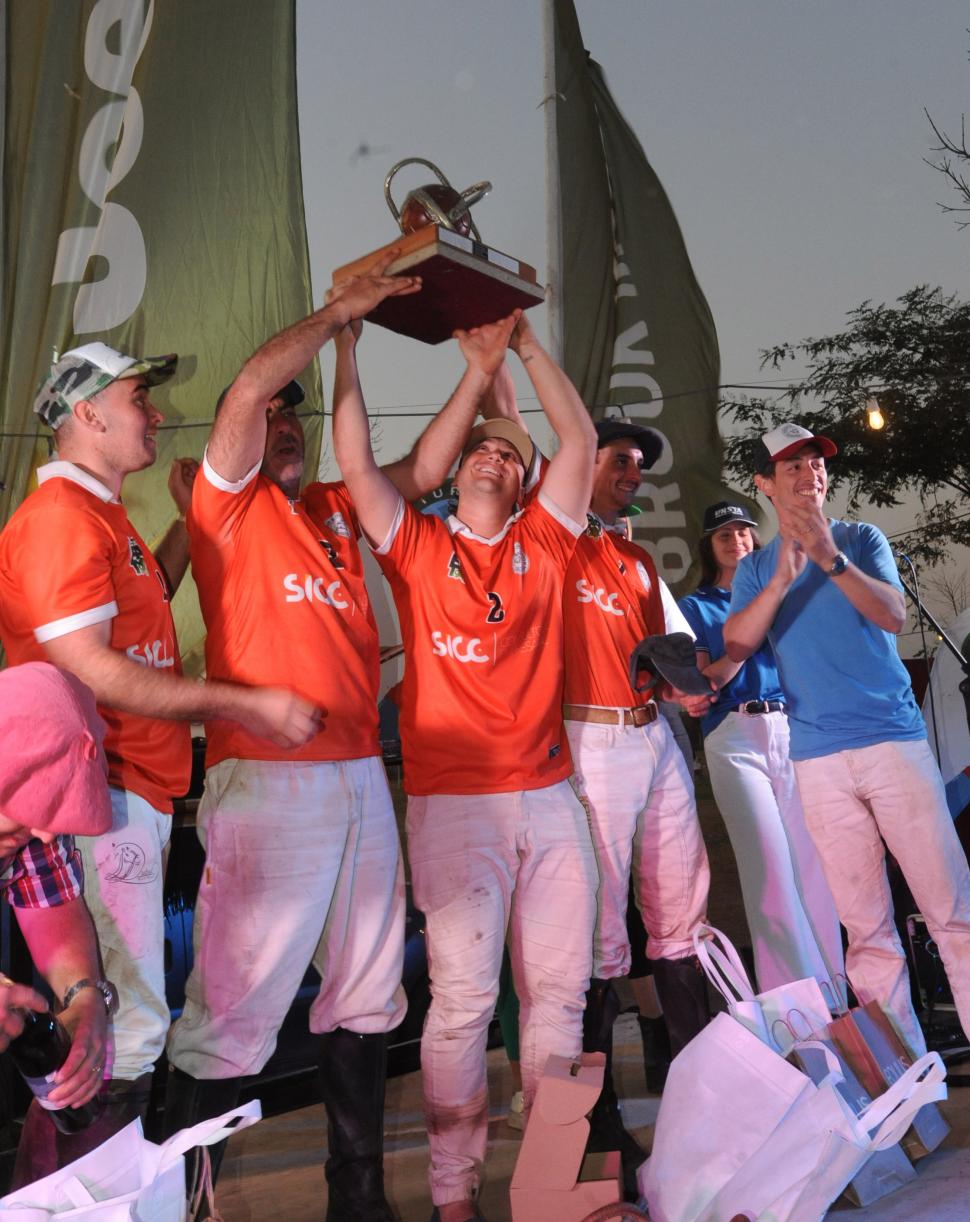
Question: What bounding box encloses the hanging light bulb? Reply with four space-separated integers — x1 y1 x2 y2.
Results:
865 396 885 430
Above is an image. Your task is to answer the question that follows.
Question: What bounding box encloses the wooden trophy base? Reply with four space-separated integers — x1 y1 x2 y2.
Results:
333 226 545 344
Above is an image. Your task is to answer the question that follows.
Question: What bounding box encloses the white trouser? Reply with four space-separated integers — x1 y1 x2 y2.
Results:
566 715 710 978
794 738 970 1055
76 787 171 1081
407 781 597 1207
167 756 406 1079
705 711 844 993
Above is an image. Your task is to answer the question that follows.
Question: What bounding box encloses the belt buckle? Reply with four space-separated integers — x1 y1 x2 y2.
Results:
743 699 766 715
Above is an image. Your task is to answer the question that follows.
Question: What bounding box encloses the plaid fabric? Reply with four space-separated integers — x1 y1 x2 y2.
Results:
0 835 83 908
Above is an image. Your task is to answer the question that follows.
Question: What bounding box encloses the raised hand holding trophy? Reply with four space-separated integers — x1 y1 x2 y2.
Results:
333 158 544 344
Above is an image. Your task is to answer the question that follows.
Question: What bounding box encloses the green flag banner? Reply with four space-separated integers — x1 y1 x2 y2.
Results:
553 0 755 589
1 0 319 669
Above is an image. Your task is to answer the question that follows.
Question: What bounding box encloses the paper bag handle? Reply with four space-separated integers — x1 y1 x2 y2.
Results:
789 1038 845 1091
859 1051 947 1151
159 1099 263 1169
693 925 757 1005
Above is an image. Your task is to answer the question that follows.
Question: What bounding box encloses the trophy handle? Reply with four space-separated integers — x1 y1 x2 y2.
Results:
384 157 451 224
448 181 492 243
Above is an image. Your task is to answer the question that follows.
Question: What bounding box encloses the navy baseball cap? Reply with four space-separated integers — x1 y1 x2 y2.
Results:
629 633 711 696
595 419 664 470
702 502 758 534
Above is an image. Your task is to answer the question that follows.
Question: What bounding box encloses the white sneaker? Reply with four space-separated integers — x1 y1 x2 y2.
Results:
507 1089 525 1131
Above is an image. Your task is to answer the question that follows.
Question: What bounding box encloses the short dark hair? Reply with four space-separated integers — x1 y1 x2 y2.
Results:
697 525 762 587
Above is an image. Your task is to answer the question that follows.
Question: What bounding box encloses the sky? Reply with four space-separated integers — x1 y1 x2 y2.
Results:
298 1 969 414
295 0 970 640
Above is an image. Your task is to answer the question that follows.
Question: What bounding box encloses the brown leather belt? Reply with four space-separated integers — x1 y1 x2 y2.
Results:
563 702 659 728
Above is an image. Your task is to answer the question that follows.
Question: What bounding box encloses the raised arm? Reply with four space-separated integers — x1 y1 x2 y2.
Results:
381 313 519 500
41 621 320 748
207 254 420 483
509 313 595 522
330 324 403 548
480 359 527 427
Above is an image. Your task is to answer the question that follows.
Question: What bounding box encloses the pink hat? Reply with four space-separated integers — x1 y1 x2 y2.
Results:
0 663 112 838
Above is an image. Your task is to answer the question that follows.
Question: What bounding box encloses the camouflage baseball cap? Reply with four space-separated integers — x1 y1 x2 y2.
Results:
33 341 178 430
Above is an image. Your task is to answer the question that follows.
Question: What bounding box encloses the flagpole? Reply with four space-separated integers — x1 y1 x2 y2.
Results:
542 0 563 364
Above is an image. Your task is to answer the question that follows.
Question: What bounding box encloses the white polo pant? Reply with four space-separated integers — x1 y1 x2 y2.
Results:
167 756 406 1079
566 715 710 978
794 738 970 1055
76 787 171 1081
407 781 597 1207
705 711 844 993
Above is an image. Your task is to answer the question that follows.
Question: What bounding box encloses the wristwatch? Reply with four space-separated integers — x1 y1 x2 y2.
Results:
60 978 119 1016
827 551 849 577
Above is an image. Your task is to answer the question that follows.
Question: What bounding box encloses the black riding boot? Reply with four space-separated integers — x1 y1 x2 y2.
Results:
162 1064 242 1207
637 1013 672 1094
318 1028 396 1222
582 978 647 1201
651 954 709 1057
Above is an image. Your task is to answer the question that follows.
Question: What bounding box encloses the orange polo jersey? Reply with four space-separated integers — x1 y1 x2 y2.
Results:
189 456 380 766
0 463 190 811
374 492 582 795
562 522 669 708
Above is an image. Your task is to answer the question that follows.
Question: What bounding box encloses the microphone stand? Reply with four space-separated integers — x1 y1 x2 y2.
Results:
897 568 970 736
897 559 970 1078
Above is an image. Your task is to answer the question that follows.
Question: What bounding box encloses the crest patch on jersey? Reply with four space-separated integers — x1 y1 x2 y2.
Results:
584 513 603 539
127 537 148 576
636 560 652 593
512 542 529 575
447 551 465 583
324 511 351 539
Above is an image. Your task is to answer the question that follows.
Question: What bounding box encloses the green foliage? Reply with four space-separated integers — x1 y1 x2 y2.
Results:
719 286 970 565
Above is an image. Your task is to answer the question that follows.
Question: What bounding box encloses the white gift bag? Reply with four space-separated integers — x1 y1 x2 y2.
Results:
0 1101 261 1220
742 1048 946 1222
639 1013 946 1222
694 925 836 1051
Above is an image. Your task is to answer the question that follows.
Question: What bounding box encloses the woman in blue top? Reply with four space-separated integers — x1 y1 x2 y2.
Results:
679 502 844 992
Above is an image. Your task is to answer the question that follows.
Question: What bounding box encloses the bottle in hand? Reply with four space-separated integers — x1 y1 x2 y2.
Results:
9 1008 101 1133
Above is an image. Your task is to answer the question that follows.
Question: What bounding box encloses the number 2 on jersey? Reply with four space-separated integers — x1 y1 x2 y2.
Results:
486 591 505 623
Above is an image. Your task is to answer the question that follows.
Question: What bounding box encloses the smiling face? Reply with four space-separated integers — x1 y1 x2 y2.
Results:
591 439 645 521
755 443 829 512
91 376 163 474
261 397 305 498
710 524 754 581
455 435 525 507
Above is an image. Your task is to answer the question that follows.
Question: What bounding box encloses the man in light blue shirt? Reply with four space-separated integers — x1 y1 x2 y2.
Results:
725 422 970 1053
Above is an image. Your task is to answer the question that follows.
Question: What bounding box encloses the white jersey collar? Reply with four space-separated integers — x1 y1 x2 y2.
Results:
446 507 524 546
37 460 119 504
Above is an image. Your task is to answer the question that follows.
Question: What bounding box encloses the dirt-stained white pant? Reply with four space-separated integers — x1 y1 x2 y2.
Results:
167 756 406 1079
794 738 970 1055
407 781 597 1207
705 711 844 993
76 788 171 1081
566 716 710 977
